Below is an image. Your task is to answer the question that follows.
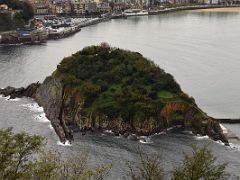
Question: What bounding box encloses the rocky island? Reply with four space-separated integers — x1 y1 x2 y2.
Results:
0 44 228 145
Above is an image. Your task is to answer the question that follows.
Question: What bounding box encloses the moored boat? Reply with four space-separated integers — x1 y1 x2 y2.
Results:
123 9 148 16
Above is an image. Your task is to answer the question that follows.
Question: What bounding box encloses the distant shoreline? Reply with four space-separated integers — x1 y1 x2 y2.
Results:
192 7 240 12
1 5 240 45
148 5 240 15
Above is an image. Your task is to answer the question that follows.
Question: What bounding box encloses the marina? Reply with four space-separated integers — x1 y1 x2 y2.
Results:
1 5 240 45
0 17 110 45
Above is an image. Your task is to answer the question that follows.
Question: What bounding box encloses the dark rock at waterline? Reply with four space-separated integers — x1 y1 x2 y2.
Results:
127 134 138 141
0 83 40 99
123 132 130 138
113 132 120 136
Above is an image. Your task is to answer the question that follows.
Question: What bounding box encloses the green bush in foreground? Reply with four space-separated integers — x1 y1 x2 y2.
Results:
128 146 229 180
127 151 165 180
0 128 111 180
0 128 231 180
172 145 229 180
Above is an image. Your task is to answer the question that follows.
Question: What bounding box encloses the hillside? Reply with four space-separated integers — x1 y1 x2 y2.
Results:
0 44 228 145
0 0 33 31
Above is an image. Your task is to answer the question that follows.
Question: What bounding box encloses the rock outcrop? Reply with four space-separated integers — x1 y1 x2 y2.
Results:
0 83 40 99
0 45 229 145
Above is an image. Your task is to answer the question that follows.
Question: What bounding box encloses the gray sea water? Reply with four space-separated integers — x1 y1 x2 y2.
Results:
0 9 240 178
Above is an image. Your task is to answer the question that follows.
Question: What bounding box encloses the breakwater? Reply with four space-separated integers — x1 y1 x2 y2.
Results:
0 17 110 45
217 119 240 124
47 17 110 40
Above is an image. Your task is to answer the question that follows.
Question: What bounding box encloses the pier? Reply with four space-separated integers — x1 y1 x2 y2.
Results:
217 118 240 124
0 17 110 45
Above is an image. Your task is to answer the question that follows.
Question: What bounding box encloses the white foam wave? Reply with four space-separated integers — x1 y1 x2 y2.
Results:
155 131 167 135
215 140 225 146
195 135 209 140
139 136 153 144
21 103 44 112
7 97 21 101
35 113 49 123
1 95 10 100
48 124 54 130
104 130 114 134
57 140 72 146
229 143 240 151
139 139 153 144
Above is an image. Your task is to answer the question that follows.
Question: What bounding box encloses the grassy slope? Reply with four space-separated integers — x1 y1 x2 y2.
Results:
54 45 195 123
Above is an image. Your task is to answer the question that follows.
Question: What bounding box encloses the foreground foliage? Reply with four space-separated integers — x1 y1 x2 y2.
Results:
172 145 229 180
128 145 229 180
0 128 111 180
0 128 230 180
128 150 165 180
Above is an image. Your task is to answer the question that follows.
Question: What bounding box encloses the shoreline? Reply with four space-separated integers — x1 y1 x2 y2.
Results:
148 4 240 15
1 5 240 45
0 17 110 45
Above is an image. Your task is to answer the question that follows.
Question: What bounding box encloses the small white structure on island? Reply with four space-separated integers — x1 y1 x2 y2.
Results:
0 4 8 10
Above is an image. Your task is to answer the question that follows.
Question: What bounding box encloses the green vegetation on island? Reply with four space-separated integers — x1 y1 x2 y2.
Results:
0 0 34 31
55 43 194 125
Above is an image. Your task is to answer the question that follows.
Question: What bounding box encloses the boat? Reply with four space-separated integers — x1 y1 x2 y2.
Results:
123 9 148 16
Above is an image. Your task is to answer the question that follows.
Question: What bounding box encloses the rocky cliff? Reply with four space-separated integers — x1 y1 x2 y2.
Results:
0 45 229 145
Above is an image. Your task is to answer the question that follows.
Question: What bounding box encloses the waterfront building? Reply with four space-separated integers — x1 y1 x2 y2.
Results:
87 1 98 13
28 0 51 15
97 1 111 12
71 0 88 14
112 2 130 11
35 4 50 15
54 0 72 15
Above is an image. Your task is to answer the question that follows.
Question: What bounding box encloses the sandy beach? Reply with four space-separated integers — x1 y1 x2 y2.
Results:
193 7 240 12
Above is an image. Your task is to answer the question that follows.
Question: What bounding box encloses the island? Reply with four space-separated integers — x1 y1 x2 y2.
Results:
0 44 228 145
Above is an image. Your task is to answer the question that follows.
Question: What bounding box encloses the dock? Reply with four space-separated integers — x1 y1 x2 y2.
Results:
217 119 240 124
0 17 110 45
